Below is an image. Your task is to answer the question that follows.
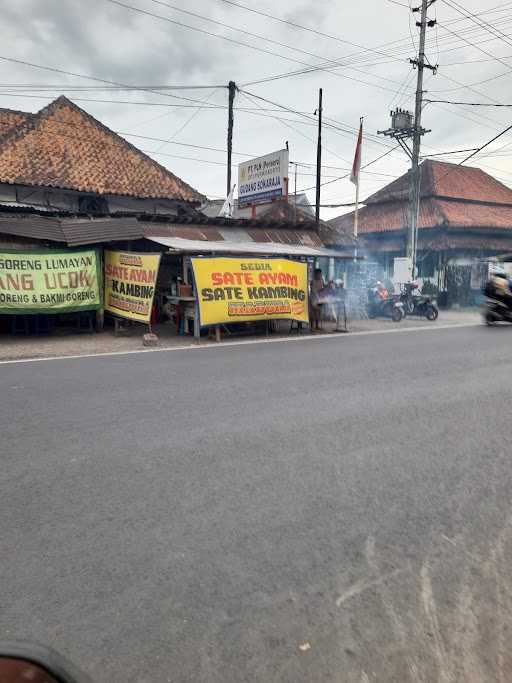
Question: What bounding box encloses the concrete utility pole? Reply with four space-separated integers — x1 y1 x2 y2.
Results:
408 0 437 277
315 88 323 226
227 81 236 197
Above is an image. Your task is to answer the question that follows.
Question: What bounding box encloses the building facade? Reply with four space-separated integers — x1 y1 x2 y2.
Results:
0 96 204 218
328 160 512 303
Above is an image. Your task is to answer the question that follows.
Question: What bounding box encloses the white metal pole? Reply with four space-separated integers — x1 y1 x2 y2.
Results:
354 180 360 239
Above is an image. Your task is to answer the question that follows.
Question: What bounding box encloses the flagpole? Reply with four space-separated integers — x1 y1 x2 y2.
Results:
353 179 360 239
352 117 363 265
353 116 363 240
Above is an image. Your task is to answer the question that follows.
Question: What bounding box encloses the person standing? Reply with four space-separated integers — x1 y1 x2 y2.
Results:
310 268 325 332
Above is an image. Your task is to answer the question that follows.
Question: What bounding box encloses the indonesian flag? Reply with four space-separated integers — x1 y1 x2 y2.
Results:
350 119 363 185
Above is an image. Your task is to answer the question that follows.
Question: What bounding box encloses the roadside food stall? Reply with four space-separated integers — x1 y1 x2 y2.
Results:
0 211 360 341
0 215 144 336
144 236 358 339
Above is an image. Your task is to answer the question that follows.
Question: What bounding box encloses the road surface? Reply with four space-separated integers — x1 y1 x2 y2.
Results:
2 324 512 682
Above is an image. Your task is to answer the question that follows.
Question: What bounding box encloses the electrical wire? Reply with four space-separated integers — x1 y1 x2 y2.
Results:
0 90 363 136
238 90 353 167
0 0 470 101
441 0 512 49
0 102 391 177
239 88 394 149
0 91 229 109
0 55 226 106
209 0 512 68
436 121 512 186
440 52 512 66
209 0 415 63
240 6 512 86
152 89 219 154
407 0 417 53
422 148 479 157
296 146 401 193
0 106 256 156
0 84 224 91
388 67 415 109
105 0 414 97
434 2 441 65
146 0 414 90
0 84 401 159
238 88 404 162
426 98 512 107
436 17 512 80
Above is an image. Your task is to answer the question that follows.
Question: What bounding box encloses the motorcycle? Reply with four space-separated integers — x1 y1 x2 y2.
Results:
400 282 439 321
0 641 89 683
367 286 404 322
483 278 512 325
484 296 512 325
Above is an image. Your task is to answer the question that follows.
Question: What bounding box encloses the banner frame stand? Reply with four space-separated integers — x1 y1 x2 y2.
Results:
0 247 102 316
190 256 309 329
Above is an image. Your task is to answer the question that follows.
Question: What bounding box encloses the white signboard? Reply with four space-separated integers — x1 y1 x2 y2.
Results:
238 149 289 207
393 257 413 285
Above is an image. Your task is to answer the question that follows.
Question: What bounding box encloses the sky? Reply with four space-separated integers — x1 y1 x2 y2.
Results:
2 0 512 219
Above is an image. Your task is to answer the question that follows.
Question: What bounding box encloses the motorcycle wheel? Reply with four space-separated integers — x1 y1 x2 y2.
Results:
426 305 439 321
485 310 497 326
391 306 403 322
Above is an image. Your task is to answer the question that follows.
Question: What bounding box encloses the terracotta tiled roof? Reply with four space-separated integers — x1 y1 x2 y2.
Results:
260 199 316 224
365 159 512 205
260 199 356 246
329 197 512 235
328 159 512 238
0 96 203 202
0 108 31 141
436 198 512 228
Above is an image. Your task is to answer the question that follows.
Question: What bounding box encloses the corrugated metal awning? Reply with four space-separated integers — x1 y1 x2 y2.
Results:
60 218 143 246
146 235 354 258
0 215 143 246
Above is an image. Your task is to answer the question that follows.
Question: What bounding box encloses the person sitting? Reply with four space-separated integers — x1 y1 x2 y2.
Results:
493 272 509 295
485 272 512 306
376 281 389 301
161 296 174 322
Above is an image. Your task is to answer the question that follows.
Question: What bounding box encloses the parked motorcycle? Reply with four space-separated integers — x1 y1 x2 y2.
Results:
367 285 404 321
400 282 439 321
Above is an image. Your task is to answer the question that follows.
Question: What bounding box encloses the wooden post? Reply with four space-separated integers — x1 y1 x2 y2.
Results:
315 88 323 226
183 256 188 285
227 81 236 197
194 298 200 341
95 308 104 332
215 324 221 342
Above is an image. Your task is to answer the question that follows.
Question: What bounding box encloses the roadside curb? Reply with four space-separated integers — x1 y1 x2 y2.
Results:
0 321 481 365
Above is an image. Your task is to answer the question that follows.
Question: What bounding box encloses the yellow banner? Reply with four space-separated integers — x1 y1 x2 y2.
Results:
0 249 101 314
192 257 309 326
104 250 161 323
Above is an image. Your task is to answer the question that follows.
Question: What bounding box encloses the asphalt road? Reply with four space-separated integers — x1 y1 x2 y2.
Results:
2 324 512 682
